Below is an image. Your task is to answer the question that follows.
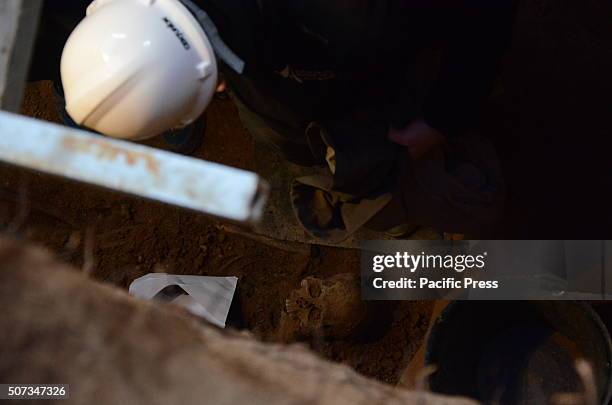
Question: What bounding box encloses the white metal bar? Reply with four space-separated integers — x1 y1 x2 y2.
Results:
0 111 268 223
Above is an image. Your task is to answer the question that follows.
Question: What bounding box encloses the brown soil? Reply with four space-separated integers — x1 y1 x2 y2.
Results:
0 81 432 385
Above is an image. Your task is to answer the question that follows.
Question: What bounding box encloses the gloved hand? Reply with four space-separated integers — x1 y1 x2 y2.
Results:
387 118 446 160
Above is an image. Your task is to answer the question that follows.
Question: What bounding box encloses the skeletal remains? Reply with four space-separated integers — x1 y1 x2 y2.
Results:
283 273 367 339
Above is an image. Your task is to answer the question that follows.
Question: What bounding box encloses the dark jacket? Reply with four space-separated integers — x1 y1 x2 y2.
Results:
199 0 511 240
200 0 516 136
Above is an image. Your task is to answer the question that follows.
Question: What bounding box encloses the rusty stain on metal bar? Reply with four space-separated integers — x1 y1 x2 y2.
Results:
61 135 160 175
0 111 269 224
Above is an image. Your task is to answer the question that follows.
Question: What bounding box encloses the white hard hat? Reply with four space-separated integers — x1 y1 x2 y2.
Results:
60 0 218 140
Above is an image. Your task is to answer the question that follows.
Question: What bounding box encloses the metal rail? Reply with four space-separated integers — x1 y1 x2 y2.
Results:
0 111 268 224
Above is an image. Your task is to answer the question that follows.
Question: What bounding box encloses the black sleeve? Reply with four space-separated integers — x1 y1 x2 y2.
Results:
423 0 516 137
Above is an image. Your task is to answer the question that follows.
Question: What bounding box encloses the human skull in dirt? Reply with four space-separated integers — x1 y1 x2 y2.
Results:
284 273 366 339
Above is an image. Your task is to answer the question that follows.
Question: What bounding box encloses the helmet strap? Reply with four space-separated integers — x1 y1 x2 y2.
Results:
180 0 246 74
